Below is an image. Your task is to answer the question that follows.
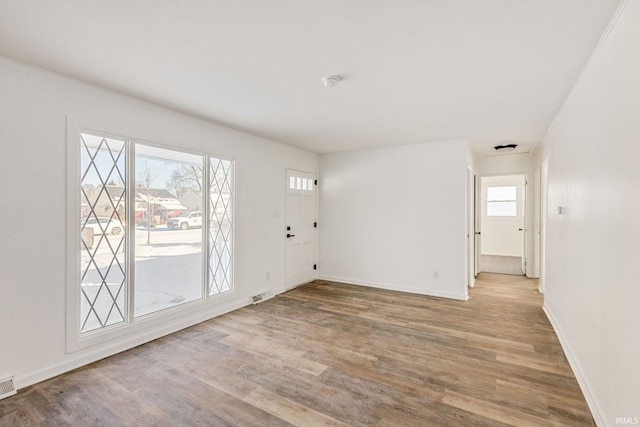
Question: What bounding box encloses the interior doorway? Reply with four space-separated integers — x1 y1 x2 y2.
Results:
478 174 527 275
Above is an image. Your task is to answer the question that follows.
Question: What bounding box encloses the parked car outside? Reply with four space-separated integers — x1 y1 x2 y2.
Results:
167 212 202 230
82 217 124 235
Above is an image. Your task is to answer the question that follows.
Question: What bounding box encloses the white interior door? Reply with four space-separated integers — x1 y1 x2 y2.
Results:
474 174 481 275
285 170 317 288
467 166 475 287
521 177 528 275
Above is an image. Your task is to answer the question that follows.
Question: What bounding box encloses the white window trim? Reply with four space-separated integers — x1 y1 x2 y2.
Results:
66 118 236 353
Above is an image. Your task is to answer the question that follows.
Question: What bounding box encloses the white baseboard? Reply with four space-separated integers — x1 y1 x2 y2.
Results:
543 303 605 427
15 298 249 390
318 275 468 301
273 279 314 296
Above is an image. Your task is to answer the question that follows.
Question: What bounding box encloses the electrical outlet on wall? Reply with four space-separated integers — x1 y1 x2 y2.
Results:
433 271 439 279
265 272 271 281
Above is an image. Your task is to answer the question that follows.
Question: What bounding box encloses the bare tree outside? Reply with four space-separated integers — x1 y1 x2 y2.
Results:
138 163 156 244
166 164 203 198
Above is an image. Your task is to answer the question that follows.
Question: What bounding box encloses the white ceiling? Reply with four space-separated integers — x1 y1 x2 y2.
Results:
0 0 621 154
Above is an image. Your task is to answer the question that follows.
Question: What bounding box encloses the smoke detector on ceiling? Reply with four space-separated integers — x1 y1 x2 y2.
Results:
322 75 341 88
493 143 518 152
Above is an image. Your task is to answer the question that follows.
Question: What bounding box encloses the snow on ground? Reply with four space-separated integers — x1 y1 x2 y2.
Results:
133 225 202 258
80 227 206 332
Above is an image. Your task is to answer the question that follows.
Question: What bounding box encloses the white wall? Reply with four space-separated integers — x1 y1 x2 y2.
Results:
0 56 318 389
474 152 535 176
480 175 525 257
319 140 468 300
542 1 640 424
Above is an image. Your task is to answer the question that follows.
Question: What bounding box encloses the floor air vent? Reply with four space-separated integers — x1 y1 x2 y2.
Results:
0 377 16 400
251 289 274 304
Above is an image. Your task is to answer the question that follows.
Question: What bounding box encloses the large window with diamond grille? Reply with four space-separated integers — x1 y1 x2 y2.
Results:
76 131 233 335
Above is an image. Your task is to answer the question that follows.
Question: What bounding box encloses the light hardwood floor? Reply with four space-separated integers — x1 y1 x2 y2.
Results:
0 273 593 426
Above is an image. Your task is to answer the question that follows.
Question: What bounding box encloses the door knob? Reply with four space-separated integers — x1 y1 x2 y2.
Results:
518 228 524 231
475 232 481 235
287 233 295 238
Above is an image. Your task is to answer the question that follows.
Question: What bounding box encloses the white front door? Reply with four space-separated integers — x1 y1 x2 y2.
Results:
285 170 317 288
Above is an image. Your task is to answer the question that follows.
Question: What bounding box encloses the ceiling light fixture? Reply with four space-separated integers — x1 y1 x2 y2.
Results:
493 143 518 152
322 75 341 88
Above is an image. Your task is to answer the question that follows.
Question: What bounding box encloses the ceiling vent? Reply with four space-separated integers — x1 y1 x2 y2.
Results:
493 143 518 152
